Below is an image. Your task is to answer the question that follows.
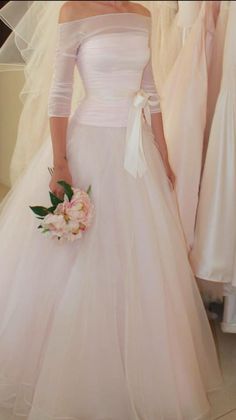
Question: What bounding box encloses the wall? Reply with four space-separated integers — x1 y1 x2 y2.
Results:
0 71 24 187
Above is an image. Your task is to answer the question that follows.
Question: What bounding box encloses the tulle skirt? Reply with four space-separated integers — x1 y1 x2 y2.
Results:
0 115 222 420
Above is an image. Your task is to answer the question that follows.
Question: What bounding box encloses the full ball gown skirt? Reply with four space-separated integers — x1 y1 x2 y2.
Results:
0 12 222 420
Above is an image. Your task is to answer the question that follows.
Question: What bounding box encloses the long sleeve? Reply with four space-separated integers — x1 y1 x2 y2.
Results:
141 58 161 113
48 23 83 117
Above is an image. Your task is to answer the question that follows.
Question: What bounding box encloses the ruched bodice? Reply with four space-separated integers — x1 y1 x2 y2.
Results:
48 13 161 127
77 31 150 126
79 32 150 91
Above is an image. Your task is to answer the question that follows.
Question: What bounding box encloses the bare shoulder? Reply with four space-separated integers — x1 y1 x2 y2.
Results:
129 2 151 18
58 1 151 24
58 1 89 23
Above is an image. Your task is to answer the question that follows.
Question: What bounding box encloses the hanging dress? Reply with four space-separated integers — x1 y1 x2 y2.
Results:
149 1 180 93
161 1 215 249
190 1 236 333
196 1 230 305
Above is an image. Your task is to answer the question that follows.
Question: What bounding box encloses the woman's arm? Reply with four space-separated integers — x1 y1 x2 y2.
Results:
48 3 81 198
151 113 175 188
141 13 175 187
50 117 68 169
49 116 72 199
141 31 176 188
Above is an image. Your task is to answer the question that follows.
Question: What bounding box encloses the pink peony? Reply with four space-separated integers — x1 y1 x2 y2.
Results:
31 182 94 242
55 188 94 229
42 214 68 238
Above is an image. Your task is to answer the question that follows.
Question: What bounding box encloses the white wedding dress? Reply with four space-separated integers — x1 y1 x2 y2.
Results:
0 12 222 420
148 1 180 93
161 1 216 250
190 1 236 333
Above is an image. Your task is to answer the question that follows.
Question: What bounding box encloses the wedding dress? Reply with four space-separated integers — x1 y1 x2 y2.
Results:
148 1 180 93
202 0 228 165
0 12 222 420
190 1 236 333
177 0 202 44
194 1 229 306
161 1 215 249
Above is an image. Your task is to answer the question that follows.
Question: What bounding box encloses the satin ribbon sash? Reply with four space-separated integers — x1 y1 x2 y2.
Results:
124 89 158 178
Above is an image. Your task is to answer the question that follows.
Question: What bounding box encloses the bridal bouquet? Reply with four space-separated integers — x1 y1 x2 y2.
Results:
30 169 94 242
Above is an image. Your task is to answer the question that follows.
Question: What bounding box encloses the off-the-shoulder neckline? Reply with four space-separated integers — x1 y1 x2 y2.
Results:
59 12 151 26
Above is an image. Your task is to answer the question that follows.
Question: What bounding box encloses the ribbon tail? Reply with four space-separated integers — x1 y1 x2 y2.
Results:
137 121 148 178
124 90 152 178
124 106 141 178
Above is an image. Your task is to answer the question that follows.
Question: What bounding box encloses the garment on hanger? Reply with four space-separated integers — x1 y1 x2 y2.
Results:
177 0 202 44
222 284 236 333
202 0 229 168
190 1 236 333
196 0 230 307
149 1 180 93
161 1 215 249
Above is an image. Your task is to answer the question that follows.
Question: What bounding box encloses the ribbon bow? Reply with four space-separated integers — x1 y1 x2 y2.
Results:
124 89 152 178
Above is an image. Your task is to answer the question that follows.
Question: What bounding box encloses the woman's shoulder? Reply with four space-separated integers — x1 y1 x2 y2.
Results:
129 2 151 18
59 1 90 23
59 1 151 24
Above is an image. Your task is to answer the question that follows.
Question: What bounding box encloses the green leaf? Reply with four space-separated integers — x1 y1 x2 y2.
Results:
49 191 63 206
86 185 92 196
37 225 43 229
36 216 44 220
57 180 73 201
48 205 57 214
29 206 50 217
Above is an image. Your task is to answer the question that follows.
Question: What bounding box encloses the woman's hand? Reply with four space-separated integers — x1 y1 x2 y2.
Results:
49 162 73 200
163 160 176 190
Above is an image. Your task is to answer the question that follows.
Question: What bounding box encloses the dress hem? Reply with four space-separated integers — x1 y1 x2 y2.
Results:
0 381 224 420
194 271 231 284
